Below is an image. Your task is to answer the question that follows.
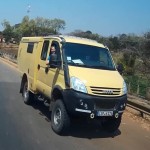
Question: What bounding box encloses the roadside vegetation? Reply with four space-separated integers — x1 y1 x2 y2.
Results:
0 16 150 98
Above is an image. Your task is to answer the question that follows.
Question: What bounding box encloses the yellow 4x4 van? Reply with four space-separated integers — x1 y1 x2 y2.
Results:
18 35 127 134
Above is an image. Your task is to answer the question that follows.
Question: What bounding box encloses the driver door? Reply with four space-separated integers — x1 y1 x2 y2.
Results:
36 39 61 98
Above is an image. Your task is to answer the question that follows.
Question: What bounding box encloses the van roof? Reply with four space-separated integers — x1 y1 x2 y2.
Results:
46 35 105 48
21 35 105 48
62 36 105 47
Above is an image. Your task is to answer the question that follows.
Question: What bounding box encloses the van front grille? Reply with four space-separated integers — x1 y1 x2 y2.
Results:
90 86 121 96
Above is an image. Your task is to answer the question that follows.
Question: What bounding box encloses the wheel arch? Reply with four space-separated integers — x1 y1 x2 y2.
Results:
20 73 28 93
51 85 64 101
50 85 66 111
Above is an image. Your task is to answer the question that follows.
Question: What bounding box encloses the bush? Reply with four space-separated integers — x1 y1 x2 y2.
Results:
124 75 150 97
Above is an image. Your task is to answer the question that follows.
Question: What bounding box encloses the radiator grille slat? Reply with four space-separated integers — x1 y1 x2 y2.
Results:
90 86 121 96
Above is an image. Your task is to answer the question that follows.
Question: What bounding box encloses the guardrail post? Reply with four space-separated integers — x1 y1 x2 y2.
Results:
137 84 139 95
146 87 150 101
140 111 144 118
128 82 131 93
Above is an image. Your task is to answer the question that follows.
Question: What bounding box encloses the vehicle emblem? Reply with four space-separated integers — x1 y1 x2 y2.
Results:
103 89 113 94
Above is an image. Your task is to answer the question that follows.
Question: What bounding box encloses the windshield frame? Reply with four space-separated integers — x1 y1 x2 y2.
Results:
63 42 116 71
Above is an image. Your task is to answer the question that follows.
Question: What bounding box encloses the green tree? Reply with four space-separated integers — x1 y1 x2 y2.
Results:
108 36 120 51
70 30 101 42
49 18 66 34
144 32 150 39
1 16 66 43
119 51 137 75
138 35 150 78
1 20 14 43
34 17 53 35
19 16 35 37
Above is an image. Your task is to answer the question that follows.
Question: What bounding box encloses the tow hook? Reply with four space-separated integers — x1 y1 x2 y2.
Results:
115 113 119 118
90 113 95 119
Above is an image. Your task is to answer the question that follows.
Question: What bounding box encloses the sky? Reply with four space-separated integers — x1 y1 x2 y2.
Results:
0 0 150 36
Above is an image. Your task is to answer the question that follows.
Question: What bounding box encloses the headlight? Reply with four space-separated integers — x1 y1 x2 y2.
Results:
122 81 127 95
70 77 87 93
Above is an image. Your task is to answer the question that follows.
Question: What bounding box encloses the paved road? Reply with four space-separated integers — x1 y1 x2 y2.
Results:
0 59 150 150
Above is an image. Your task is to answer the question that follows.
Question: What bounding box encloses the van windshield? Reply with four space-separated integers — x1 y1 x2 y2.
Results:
64 43 116 70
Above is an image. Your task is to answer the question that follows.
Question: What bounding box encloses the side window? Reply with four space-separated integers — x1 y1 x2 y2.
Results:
51 41 61 61
41 40 49 60
99 50 113 67
27 42 34 53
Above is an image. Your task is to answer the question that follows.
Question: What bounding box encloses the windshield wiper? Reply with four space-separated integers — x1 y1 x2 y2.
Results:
90 65 115 70
68 62 91 68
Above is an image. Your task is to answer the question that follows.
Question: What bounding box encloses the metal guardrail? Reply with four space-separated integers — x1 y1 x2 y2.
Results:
127 100 150 117
0 53 150 117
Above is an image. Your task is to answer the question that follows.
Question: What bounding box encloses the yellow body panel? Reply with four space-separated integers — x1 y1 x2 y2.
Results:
18 41 38 91
69 66 124 96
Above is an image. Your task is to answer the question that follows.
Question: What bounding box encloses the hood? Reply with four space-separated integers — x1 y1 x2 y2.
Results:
69 66 124 88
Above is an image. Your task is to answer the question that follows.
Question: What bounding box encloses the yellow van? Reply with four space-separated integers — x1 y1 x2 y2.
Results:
18 35 127 134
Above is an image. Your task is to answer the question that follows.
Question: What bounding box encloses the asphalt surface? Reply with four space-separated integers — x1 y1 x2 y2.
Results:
0 58 150 150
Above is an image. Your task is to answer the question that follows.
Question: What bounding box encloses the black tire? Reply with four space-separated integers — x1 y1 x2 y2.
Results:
51 99 70 135
22 81 34 105
101 116 122 133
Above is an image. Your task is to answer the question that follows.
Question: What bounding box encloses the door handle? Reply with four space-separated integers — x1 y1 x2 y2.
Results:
45 67 49 74
38 64 40 70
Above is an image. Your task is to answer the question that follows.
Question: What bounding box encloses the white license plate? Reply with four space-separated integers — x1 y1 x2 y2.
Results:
97 111 113 116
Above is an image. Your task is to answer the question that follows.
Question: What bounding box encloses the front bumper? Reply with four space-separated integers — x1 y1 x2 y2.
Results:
63 89 127 118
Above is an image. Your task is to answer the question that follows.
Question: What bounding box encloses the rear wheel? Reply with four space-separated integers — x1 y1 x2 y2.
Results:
51 99 70 135
22 81 34 105
101 116 122 133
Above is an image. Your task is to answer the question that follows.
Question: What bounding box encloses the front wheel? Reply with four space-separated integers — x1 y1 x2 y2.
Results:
22 81 34 105
51 99 70 135
101 116 122 133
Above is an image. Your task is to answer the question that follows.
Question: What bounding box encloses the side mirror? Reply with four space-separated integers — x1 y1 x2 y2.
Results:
117 63 124 75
